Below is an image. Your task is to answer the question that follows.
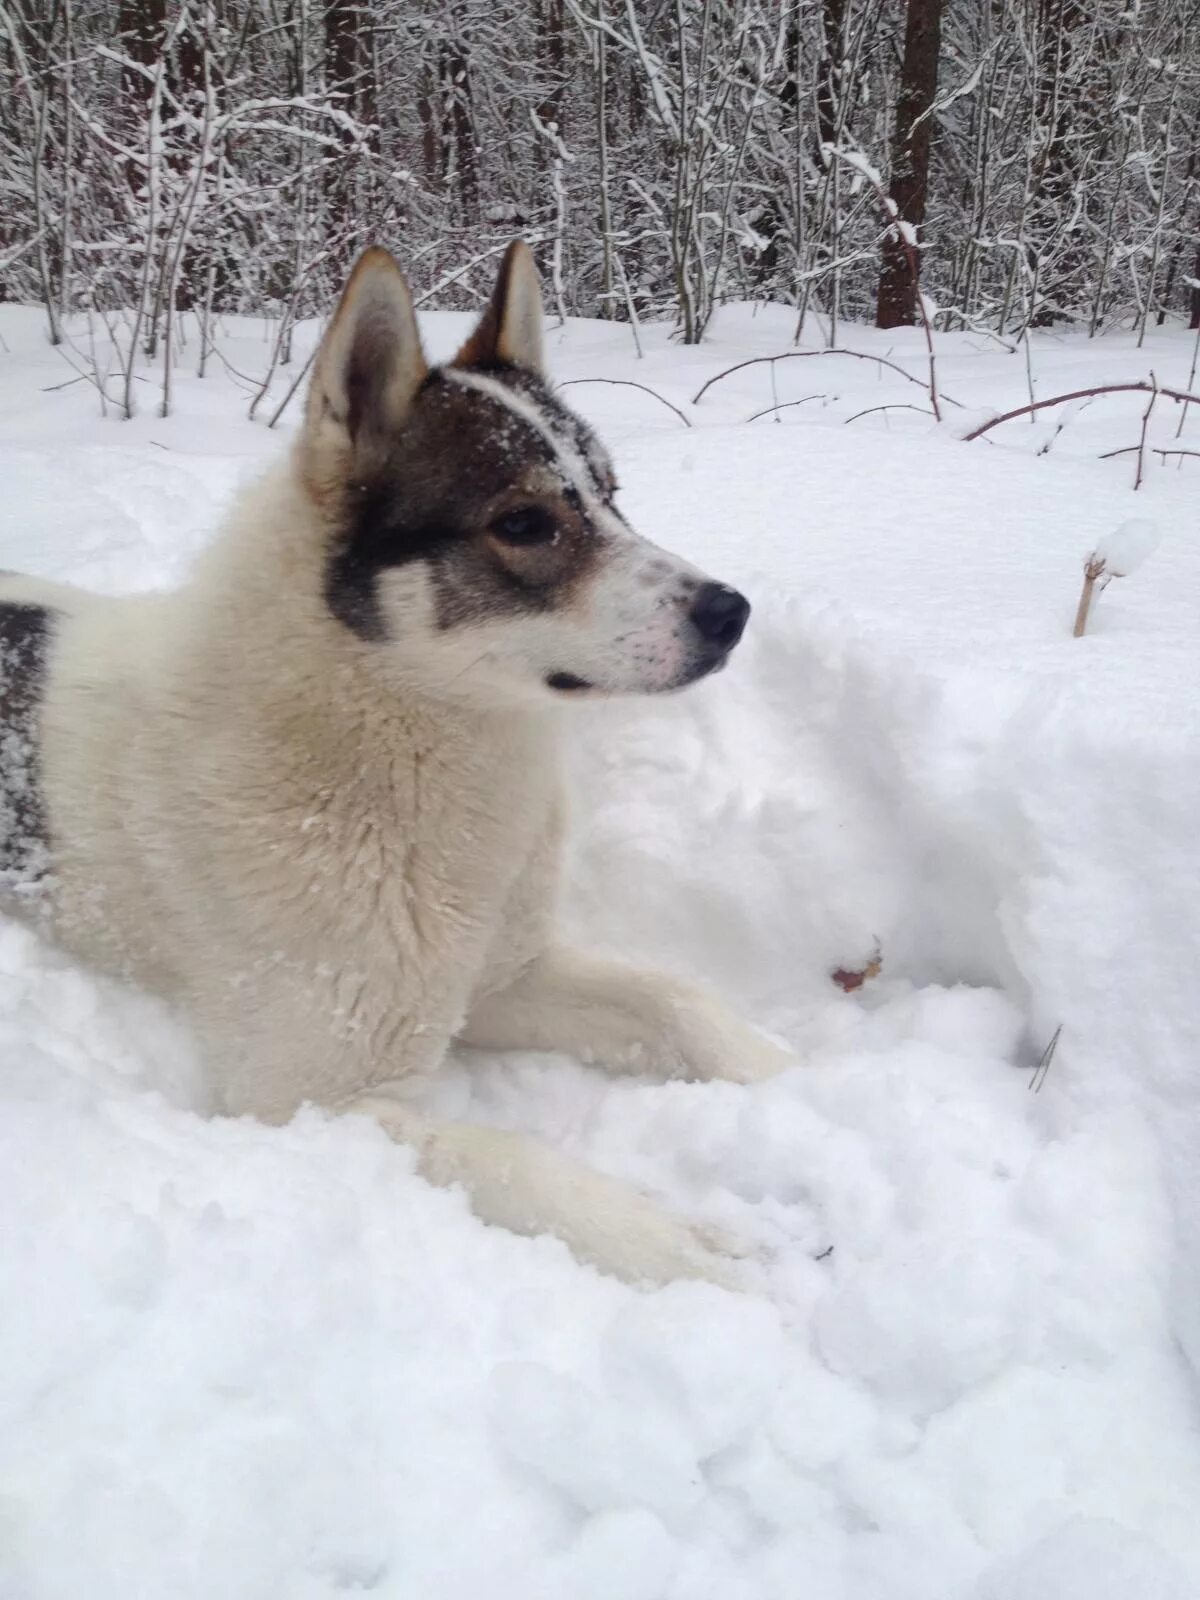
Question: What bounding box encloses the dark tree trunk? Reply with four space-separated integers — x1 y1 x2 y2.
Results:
323 0 357 232
1163 147 1197 326
438 6 478 224
116 0 166 105
1191 244 1200 331
876 0 941 328
1027 0 1083 324
418 60 440 187
538 0 566 138
753 17 799 283
323 0 376 241
116 0 166 192
816 0 846 166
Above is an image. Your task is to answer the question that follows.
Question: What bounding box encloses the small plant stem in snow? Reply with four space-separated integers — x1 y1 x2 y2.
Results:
1175 321 1200 441
1134 372 1159 491
1030 1024 1063 1092
613 255 643 359
1073 557 1106 638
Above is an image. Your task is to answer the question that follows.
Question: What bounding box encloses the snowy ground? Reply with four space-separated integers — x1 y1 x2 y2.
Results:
1 297 1199 1600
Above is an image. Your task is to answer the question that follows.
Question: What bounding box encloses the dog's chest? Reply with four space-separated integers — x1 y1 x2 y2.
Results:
239 712 562 1002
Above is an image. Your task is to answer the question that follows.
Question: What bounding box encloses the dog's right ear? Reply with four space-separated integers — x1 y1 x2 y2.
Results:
303 247 427 470
453 240 545 375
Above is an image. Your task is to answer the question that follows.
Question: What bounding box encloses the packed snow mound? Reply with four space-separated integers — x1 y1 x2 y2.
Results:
1 305 1199 1598
1091 514 1162 575
976 1518 1199 1600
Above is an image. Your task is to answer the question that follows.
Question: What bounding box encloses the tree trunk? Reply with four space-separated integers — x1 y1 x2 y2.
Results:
418 59 440 188
1027 0 1083 325
538 0 566 140
816 0 846 166
116 0 167 193
876 0 941 328
442 39 479 223
323 0 359 236
753 15 799 282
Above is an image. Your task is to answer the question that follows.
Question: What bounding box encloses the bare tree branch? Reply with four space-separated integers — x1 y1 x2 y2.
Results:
963 382 1200 443
556 377 692 427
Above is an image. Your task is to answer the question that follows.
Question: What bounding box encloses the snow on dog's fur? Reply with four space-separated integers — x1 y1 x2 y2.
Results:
0 242 792 1283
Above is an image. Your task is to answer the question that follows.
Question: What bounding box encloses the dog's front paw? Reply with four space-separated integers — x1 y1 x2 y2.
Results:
680 1008 798 1086
421 1117 754 1290
603 1198 753 1290
715 1027 797 1086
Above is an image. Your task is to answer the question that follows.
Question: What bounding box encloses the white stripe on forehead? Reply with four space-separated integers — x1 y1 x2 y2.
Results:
442 368 599 503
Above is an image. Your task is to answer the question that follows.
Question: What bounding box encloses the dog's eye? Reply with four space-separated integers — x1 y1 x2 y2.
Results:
491 507 557 547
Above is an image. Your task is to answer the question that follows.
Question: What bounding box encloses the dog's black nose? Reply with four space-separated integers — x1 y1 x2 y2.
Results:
689 583 750 650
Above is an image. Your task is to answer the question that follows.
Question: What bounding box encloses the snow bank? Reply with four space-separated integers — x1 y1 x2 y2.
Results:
1 305 1199 1598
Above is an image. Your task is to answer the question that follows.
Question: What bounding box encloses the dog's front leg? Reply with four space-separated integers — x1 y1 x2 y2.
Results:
344 1089 745 1287
460 944 794 1085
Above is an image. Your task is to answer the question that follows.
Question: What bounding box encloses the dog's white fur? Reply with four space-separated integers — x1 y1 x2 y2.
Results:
1 243 791 1284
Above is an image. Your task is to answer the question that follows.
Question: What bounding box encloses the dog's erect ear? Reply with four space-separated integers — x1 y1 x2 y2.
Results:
304 247 427 462
453 240 545 375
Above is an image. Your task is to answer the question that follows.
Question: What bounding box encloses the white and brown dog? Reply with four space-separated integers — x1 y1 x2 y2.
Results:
0 243 792 1283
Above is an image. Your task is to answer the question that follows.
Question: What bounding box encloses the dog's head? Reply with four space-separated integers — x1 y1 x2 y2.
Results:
299 242 750 705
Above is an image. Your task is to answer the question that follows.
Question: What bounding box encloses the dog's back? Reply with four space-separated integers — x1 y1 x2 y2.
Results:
0 573 99 904
0 572 182 982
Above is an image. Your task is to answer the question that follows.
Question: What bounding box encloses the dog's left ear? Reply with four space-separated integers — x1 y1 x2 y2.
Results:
453 240 545 375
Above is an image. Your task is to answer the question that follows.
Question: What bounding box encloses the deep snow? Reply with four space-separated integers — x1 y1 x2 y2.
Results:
1 300 1199 1600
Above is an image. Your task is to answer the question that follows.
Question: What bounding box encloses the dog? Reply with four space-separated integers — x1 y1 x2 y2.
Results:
0 241 792 1284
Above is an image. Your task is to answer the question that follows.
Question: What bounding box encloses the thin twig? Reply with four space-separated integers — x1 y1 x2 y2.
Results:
693 348 962 407
963 380 1200 442
745 394 828 423
1133 371 1158 491
556 377 692 427
844 402 934 425
613 254 643 359
266 344 318 429
1030 1024 1063 1091
1174 320 1200 441
1099 446 1200 463
1023 328 1041 425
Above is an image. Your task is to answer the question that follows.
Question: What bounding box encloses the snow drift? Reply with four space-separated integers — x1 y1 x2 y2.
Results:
1 304 1199 1599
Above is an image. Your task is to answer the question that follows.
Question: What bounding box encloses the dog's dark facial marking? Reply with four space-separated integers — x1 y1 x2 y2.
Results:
324 482 459 641
545 672 592 692
0 602 54 886
323 366 609 642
